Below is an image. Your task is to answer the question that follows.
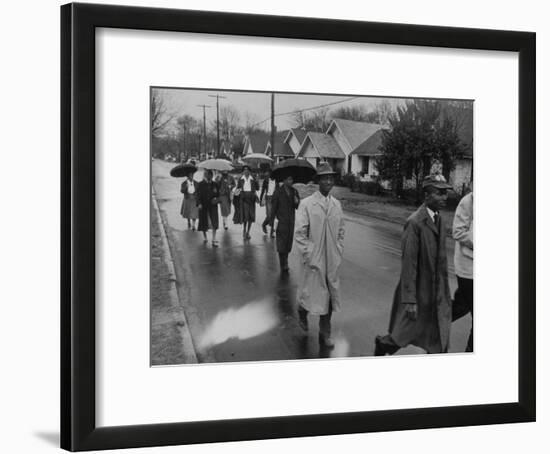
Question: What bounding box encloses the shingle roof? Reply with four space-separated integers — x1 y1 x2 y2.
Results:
350 129 387 156
245 131 270 154
329 119 384 151
302 132 345 159
287 128 309 145
267 130 295 157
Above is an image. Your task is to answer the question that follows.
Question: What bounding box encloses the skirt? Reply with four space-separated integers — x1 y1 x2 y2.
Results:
219 194 231 217
181 193 198 220
240 191 256 223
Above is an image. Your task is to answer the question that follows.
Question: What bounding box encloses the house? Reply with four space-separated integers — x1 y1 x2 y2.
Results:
297 131 345 173
445 105 473 193
283 128 309 157
265 130 294 164
325 119 385 175
242 131 270 156
349 129 387 177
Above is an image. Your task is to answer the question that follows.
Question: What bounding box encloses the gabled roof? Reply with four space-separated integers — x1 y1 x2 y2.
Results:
350 129 387 156
284 128 309 145
244 131 269 155
327 119 384 152
299 132 345 159
266 130 294 157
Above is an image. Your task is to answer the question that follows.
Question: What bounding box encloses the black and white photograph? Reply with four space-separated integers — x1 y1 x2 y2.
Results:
151 87 474 365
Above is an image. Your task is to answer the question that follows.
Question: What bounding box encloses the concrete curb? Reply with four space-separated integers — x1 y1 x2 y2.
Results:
152 187 198 364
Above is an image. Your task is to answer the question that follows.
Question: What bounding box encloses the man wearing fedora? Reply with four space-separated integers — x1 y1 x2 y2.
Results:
374 174 453 355
294 162 345 348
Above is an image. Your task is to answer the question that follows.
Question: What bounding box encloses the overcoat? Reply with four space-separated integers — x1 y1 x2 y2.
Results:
196 179 220 231
270 185 300 253
389 204 452 353
294 191 345 315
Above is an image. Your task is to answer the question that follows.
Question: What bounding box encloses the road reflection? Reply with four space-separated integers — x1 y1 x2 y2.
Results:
198 298 279 350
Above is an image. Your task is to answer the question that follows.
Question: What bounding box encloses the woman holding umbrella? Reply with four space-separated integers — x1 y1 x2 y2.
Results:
236 165 259 240
270 158 315 273
171 161 199 231
196 169 220 247
180 176 199 231
270 175 300 273
216 171 235 230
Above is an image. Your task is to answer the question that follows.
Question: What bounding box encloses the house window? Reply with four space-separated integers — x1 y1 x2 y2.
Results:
316 158 320 167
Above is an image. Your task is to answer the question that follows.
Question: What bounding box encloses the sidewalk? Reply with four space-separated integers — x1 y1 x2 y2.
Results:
151 194 198 366
294 183 454 234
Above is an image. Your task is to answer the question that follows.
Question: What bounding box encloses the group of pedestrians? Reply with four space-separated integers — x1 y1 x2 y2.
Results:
178 161 473 354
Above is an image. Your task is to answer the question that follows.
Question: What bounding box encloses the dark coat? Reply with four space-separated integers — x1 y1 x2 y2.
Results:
270 185 300 253
196 179 220 231
389 204 452 353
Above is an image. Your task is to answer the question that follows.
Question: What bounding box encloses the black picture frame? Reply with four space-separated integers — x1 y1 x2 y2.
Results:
61 2 536 451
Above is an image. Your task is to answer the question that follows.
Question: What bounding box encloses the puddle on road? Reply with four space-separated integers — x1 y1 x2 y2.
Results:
197 298 279 350
329 337 350 358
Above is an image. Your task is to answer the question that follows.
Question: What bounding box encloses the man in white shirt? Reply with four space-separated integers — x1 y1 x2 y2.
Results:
237 165 259 240
260 170 277 237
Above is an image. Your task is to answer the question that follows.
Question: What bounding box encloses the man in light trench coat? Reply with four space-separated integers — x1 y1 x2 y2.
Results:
374 174 453 355
294 163 345 348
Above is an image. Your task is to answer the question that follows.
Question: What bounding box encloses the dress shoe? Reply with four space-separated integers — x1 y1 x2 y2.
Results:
319 333 335 348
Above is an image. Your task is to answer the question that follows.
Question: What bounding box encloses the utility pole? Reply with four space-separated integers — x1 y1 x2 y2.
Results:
208 94 226 158
270 93 276 162
197 104 211 158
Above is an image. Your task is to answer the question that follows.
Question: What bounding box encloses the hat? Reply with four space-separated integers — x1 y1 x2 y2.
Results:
422 174 452 190
315 162 338 179
242 164 251 172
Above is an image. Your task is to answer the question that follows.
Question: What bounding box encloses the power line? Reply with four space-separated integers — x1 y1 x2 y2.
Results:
250 96 361 128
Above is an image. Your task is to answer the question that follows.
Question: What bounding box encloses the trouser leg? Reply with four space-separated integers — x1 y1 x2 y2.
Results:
374 334 400 356
456 276 474 352
319 303 333 337
279 253 289 271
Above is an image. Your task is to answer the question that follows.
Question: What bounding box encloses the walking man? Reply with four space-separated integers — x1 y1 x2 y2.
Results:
452 185 473 352
374 174 453 355
260 169 277 237
196 169 220 247
237 165 259 240
294 163 345 348
270 175 300 273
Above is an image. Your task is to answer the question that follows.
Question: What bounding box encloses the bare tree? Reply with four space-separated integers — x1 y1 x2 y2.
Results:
175 115 198 161
219 105 241 139
292 107 331 132
243 111 264 134
151 91 174 137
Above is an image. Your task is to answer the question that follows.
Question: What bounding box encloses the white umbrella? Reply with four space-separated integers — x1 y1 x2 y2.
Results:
241 153 273 165
197 159 234 172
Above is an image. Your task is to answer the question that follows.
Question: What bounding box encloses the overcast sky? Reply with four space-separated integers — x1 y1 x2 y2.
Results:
153 87 409 132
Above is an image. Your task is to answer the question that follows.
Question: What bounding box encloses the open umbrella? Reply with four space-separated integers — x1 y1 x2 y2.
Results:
198 159 234 172
169 162 197 178
241 153 273 168
271 158 317 184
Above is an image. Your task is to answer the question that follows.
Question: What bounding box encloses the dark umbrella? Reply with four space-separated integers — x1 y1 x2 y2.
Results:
271 158 316 184
170 162 197 178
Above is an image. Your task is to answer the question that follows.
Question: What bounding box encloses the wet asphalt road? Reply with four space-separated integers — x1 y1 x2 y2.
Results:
152 159 471 363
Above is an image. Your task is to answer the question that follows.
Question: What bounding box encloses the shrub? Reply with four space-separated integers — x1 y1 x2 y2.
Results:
357 181 382 195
